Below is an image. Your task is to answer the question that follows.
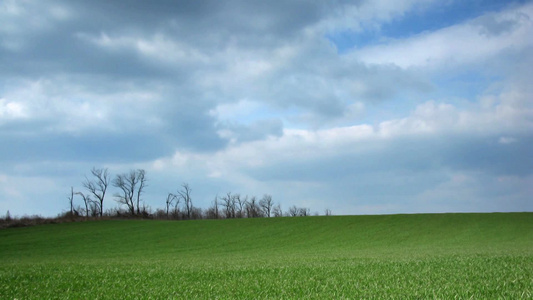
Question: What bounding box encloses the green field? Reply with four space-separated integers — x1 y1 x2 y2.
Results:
1 213 532 298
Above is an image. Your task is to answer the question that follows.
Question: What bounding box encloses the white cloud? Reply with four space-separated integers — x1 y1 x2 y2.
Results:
146 75 532 215
352 3 533 68
0 78 167 134
379 82 533 137
0 98 27 120
157 88 531 180
2 0 531 216
318 0 438 34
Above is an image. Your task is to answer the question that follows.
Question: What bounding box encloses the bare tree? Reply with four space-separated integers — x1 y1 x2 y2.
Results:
165 193 177 219
213 195 219 219
204 195 220 219
221 192 235 218
298 207 311 217
172 195 181 219
191 206 203 220
5 210 11 222
113 169 147 216
83 167 110 217
325 208 332 216
287 205 310 217
235 194 247 218
246 196 263 218
113 172 135 215
177 183 193 219
204 203 218 219
136 169 147 215
113 174 133 215
272 204 283 217
67 186 75 217
259 194 274 217
75 191 91 218
89 201 100 217
288 205 299 217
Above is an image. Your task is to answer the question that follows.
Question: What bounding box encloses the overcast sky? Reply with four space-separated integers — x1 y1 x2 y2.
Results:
1 0 532 217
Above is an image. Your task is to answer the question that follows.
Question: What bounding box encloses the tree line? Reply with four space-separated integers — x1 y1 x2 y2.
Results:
66 167 331 220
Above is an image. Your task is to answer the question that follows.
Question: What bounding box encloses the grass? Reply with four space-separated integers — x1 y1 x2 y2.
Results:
1 213 532 298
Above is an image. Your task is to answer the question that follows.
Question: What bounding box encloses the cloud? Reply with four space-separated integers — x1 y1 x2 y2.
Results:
148 23 532 212
0 0 73 51
0 98 27 120
76 32 211 68
1 0 436 137
0 76 225 163
318 0 438 34
352 2 533 68
1 0 531 216
154 88 532 192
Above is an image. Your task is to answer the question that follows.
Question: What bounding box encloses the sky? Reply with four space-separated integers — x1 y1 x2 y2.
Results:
1 0 532 217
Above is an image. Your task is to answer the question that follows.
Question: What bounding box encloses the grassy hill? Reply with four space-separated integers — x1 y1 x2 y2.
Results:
1 213 532 298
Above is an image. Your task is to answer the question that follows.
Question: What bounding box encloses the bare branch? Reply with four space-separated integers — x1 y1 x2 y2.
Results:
67 186 75 217
165 193 177 218
75 191 92 218
136 169 147 215
112 169 146 216
177 183 193 219
259 194 274 218
83 167 110 217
